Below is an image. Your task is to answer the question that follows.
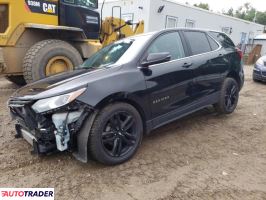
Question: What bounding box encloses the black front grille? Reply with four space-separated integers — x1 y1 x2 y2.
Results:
262 71 266 76
8 98 38 130
8 99 33 107
10 106 38 129
253 70 261 75
0 4 8 33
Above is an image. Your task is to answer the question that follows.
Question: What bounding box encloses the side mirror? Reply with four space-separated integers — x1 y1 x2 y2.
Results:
141 52 171 67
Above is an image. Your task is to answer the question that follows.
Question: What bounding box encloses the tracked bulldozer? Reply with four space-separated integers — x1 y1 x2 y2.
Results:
0 0 144 85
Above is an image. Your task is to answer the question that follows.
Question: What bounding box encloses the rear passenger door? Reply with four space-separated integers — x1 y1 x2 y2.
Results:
182 30 227 101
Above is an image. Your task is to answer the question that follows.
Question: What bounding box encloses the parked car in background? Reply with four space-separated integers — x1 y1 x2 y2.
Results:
253 55 266 82
8 29 244 165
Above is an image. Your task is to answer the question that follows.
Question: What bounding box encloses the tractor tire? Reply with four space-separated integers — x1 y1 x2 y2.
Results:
23 39 83 83
5 75 26 86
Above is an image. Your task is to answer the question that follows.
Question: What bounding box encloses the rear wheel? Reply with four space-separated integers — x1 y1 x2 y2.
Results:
88 103 143 165
23 39 83 83
214 78 239 114
5 75 26 86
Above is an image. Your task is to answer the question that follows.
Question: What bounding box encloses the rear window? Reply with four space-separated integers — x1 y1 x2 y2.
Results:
183 31 211 55
0 4 8 33
209 32 235 48
207 35 220 51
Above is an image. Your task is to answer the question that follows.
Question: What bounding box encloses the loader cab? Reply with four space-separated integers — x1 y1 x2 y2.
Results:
59 0 100 39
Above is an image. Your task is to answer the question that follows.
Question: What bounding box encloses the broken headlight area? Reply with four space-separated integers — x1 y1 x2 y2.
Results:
31 88 86 113
9 99 92 155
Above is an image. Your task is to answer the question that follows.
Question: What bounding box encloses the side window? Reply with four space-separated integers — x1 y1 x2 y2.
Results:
207 35 220 51
0 4 8 33
209 32 235 48
184 31 211 55
147 32 185 60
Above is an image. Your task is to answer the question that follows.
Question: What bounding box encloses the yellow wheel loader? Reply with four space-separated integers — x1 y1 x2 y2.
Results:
0 0 144 85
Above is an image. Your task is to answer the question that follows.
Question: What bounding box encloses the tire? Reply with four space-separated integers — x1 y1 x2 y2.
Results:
5 75 26 86
88 103 143 165
22 39 83 83
214 78 239 114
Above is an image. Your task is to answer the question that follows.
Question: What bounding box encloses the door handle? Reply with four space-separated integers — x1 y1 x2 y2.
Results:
182 62 193 68
218 53 224 57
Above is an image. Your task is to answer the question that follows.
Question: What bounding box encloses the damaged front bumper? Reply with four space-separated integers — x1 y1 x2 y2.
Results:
8 98 92 159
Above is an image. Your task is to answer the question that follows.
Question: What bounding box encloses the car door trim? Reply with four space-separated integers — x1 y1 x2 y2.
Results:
150 91 220 130
141 44 222 69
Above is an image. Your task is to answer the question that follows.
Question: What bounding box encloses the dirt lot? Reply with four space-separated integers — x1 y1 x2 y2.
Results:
0 66 266 200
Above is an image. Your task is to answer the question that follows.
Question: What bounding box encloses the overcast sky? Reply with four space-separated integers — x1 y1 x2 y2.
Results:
175 0 265 12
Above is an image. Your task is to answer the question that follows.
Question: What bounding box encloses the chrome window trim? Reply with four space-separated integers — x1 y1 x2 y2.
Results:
143 32 222 68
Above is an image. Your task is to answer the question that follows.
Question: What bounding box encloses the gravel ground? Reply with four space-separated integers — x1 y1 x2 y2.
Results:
0 66 266 200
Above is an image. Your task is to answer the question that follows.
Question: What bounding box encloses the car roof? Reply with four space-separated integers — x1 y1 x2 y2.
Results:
156 28 224 34
129 28 224 40
123 28 226 45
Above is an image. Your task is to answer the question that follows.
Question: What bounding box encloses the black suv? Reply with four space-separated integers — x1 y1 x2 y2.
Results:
8 29 244 165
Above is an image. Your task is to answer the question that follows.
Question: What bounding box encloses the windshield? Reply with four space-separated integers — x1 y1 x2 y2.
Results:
63 0 98 9
81 40 134 69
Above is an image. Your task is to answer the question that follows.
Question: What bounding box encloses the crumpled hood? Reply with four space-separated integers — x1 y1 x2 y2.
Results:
11 66 121 100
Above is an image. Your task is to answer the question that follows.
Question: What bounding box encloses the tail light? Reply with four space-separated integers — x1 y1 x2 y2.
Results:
0 4 8 33
236 47 243 60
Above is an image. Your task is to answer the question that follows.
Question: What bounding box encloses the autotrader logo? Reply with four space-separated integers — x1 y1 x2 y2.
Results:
0 188 54 200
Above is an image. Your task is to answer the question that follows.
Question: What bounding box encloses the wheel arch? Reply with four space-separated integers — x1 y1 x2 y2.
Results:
74 92 148 163
9 24 87 46
12 24 94 57
226 70 241 88
94 92 148 134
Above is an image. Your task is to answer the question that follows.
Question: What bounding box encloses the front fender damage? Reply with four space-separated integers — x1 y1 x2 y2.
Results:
72 110 99 163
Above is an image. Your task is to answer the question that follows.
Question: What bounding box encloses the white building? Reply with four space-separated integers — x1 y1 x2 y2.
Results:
99 0 265 45
254 34 266 56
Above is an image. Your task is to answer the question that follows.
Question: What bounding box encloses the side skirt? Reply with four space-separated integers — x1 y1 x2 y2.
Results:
146 92 220 133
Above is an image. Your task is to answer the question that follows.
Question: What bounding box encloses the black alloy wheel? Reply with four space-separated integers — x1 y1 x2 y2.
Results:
214 78 239 114
101 112 137 157
88 103 143 165
224 82 238 111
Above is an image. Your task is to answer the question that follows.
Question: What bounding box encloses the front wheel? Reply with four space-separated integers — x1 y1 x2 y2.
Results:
214 78 239 114
88 103 143 165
